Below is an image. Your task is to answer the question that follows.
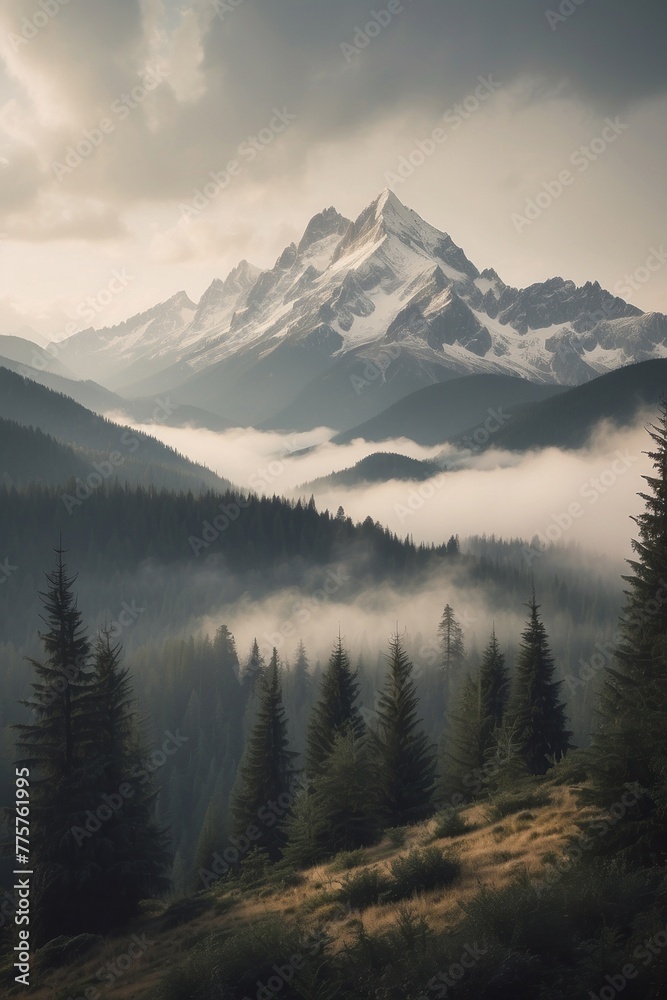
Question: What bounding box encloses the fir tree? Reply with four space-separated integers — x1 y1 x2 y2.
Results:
15 544 97 943
85 628 171 925
505 596 572 776
479 628 510 756
586 401 667 862
436 673 483 804
231 649 297 860
305 637 364 780
373 634 436 825
285 730 379 867
438 604 465 707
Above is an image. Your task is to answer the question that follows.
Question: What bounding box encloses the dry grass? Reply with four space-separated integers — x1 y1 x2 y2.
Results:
4 785 592 999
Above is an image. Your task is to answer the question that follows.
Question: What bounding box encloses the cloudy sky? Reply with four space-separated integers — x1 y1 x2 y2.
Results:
0 0 665 341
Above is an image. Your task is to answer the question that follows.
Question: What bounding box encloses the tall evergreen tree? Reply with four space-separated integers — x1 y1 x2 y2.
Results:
438 604 465 706
505 596 572 775
586 402 667 862
437 630 509 803
305 637 364 780
231 649 297 860
436 673 483 804
85 628 171 925
479 627 510 757
373 634 436 825
15 544 97 943
285 729 379 868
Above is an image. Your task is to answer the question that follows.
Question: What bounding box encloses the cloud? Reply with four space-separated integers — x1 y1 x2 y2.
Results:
112 410 653 566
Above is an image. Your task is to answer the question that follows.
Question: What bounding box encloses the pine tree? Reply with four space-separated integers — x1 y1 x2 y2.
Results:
15 548 171 944
85 629 171 925
305 637 364 780
479 628 510 756
438 604 465 707
505 596 572 776
231 649 297 860
586 401 667 862
15 544 98 943
285 730 379 867
373 634 436 825
292 639 311 719
436 673 483 804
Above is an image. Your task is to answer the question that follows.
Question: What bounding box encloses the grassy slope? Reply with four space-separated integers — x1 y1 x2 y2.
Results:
6 782 594 999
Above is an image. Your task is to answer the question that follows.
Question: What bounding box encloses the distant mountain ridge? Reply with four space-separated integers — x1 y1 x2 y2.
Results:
0 367 231 494
45 189 667 432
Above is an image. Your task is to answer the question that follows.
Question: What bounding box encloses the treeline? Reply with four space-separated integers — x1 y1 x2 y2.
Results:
0 483 457 647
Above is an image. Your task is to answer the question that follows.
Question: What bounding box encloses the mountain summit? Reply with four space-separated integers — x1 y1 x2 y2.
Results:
52 190 666 430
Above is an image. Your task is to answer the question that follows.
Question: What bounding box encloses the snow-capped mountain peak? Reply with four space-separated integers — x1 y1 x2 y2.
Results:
52 189 667 430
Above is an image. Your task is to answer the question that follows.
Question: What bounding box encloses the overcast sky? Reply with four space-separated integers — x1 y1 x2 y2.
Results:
0 0 665 341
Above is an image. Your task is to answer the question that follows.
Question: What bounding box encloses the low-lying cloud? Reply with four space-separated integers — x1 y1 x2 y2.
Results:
112 410 653 565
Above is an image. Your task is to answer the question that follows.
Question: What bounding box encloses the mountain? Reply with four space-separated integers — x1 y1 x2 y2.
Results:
49 190 667 432
0 367 231 493
300 451 442 492
333 373 565 447
0 417 92 489
0 334 77 378
469 357 667 452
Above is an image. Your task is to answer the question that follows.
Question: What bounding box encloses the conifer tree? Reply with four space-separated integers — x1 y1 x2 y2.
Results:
436 673 483 803
373 634 436 825
586 402 667 862
305 637 364 780
285 729 379 867
15 544 97 943
85 628 171 925
479 628 510 756
231 649 297 860
505 596 572 775
437 630 509 803
438 604 465 706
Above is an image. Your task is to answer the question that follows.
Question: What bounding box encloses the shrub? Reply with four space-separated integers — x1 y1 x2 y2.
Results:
384 847 460 902
328 849 366 872
158 896 214 930
486 787 551 822
337 866 391 910
431 808 472 839
386 827 407 848
155 919 319 1000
